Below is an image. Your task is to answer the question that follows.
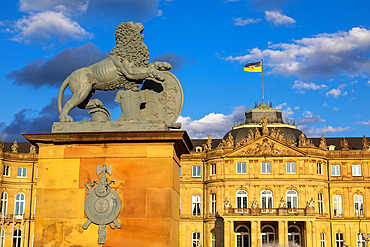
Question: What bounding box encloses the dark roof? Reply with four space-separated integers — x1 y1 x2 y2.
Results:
191 139 222 151
3 142 39 154
310 137 369 150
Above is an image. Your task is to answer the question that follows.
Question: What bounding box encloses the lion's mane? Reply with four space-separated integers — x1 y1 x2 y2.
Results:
109 22 150 68
92 22 150 91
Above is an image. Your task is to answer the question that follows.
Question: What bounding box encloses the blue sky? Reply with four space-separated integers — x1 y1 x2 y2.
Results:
1 0 370 141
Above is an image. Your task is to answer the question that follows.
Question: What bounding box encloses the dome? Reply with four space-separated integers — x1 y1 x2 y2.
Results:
223 101 304 145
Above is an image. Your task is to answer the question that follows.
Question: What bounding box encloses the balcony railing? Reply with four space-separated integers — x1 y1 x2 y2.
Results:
224 207 315 216
233 117 296 127
0 214 34 220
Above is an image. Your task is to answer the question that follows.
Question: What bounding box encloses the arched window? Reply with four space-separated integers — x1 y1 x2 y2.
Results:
0 229 4 247
333 195 342 217
261 226 275 244
15 193 25 216
288 226 301 245
0 192 8 216
192 232 200 247
354 194 364 217
13 229 22 247
261 190 273 212
320 232 326 247
335 232 343 247
235 226 250 247
357 233 366 247
286 190 298 208
236 190 248 209
210 194 216 214
192 195 201 217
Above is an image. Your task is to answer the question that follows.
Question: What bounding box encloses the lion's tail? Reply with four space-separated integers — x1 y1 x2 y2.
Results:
57 76 70 114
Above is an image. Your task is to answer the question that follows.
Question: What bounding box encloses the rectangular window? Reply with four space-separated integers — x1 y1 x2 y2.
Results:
352 164 362 176
354 194 364 217
192 195 201 217
192 166 201 177
331 165 341 176
357 233 366 247
3 166 10 177
335 233 343 247
236 162 246 174
261 162 271 174
317 163 322 175
318 193 324 216
17 167 27 178
210 194 216 214
333 195 342 217
320 232 326 247
211 164 216 175
286 162 296 174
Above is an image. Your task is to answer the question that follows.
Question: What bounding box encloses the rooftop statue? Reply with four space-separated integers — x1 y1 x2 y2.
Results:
55 22 183 131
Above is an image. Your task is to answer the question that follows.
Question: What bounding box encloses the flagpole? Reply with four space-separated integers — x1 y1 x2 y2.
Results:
261 59 264 104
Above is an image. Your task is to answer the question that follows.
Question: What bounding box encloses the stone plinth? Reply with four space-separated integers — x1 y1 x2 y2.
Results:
24 131 192 247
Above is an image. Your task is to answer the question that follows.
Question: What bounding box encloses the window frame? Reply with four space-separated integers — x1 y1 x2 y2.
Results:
320 232 326 247
0 192 8 216
0 228 4 247
192 232 200 247
210 164 216 176
17 167 27 178
333 195 342 217
335 233 343 247
352 164 362 177
192 195 201 217
236 190 248 209
261 190 273 209
13 229 22 247
318 193 324 216
317 163 322 175
3 166 10 177
286 190 298 209
331 164 341 177
192 166 201 178
286 162 296 174
14 193 25 216
210 193 216 214
261 162 271 174
357 233 366 247
236 162 246 174
354 194 364 217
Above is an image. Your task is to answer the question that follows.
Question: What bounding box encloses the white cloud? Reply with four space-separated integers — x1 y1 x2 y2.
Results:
178 106 249 139
297 125 349 137
359 120 370 126
275 102 294 118
11 11 93 44
292 80 327 93
233 17 262 26
0 21 5 26
294 106 300 110
225 27 370 79
323 102 328 107
332 106 339 111
326 88 347 98
297 111 325 124
19 0 89 14
265 9 296 26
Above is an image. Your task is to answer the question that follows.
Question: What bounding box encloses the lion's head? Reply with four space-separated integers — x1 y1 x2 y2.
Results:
109 22 150 68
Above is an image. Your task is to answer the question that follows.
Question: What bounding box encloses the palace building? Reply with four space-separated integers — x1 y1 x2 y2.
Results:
179 101 370 247
1 101 370 247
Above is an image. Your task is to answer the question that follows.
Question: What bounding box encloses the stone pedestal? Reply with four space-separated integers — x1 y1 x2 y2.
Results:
24 131 192 247
277 208 288 216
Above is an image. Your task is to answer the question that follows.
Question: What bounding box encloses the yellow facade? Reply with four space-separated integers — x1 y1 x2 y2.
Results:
179 135 370 247
0 147 38 247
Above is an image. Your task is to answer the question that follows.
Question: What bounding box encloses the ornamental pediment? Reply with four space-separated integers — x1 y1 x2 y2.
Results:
224 136 306 157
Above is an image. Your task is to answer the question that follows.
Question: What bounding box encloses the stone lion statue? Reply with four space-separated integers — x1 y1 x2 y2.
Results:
57 21 171 122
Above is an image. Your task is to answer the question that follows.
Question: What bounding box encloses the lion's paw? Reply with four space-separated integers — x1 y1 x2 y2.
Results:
59 115 74 122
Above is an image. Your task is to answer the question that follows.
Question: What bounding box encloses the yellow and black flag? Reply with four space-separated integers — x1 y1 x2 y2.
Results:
244 61 262 72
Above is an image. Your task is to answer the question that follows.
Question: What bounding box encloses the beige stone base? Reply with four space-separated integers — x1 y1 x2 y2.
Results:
24 131 192 247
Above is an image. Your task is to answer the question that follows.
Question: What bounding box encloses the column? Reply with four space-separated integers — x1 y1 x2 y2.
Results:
251 221 257 246
224 220 230 247
311 221 316 247
306 221 312 247
278 221 285 246
256 220 261 247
